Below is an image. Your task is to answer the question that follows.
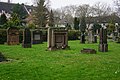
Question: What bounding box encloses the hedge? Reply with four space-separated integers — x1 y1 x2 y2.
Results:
68 30 80 40
0 29 80 44
0 29 7 44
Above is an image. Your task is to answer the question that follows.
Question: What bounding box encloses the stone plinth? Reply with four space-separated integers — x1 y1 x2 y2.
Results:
81 48 96 54
47 27 70 50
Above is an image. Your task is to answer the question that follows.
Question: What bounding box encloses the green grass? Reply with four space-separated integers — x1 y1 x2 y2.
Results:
0 40 120 80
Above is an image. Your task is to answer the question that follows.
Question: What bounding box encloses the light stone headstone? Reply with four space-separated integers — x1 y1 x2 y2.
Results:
47 27 70 50
7 27 19 45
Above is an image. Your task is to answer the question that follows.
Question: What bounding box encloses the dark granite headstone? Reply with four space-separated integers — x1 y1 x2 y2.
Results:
22 28 32 48
99 28 108 52
7 27 19 45
94 35 97 43
80 32 85 43
32 30 43 44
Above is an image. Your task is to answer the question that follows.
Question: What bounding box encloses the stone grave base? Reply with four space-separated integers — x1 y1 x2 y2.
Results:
99 44 108 52
81 48 96 54
22 44 32 48
48 46 70 51
8 42 19 45
32 41 43 44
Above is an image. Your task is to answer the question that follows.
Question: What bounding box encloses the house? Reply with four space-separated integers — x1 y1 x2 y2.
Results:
86 15 120 29
0 1 33 19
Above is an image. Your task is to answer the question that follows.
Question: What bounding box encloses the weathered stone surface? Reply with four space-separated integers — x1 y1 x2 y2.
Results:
99 44 108 52
88 29 97 43
7 27 19 45
81 48 96 54
47 27 70 50
99 28 108 52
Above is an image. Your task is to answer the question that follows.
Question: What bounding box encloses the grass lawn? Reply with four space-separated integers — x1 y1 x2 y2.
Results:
0 40 120 80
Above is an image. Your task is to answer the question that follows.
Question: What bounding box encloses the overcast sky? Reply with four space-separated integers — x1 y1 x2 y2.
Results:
1 0 114 9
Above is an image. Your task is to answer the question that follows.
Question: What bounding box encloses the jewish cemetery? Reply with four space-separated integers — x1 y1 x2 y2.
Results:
0 0 120 80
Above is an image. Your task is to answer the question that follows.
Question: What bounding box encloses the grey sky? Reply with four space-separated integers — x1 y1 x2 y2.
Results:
1 0 114 9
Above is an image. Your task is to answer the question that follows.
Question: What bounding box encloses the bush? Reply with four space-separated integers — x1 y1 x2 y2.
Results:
19 30 23 43
28 23 36 29
68 30 80 40
0 29 7 44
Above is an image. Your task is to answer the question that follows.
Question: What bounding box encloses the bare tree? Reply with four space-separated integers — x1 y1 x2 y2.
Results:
114 0 120 16
53 5 76 27
92 2 112 17
76 4 90 17
62 5 77 17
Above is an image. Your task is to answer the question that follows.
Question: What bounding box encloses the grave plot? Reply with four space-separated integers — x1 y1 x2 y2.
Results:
81 48 96 54
47 27 70 50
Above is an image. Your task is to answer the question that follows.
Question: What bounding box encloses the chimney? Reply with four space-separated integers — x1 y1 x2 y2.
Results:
8 0 10 3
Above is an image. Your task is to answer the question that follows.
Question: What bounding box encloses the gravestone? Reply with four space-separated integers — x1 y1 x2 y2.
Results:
7 27 19 45
112 32 118 41
80 32 85 43
99 28 108 52
94 35 97 43
32 30 43 44
116 27 120 43
88 27 97 43
22 28 32 48
47 27 70 50
88 29 97 43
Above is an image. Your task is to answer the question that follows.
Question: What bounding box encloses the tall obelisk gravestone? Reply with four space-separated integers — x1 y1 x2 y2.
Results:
99 28 108 52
